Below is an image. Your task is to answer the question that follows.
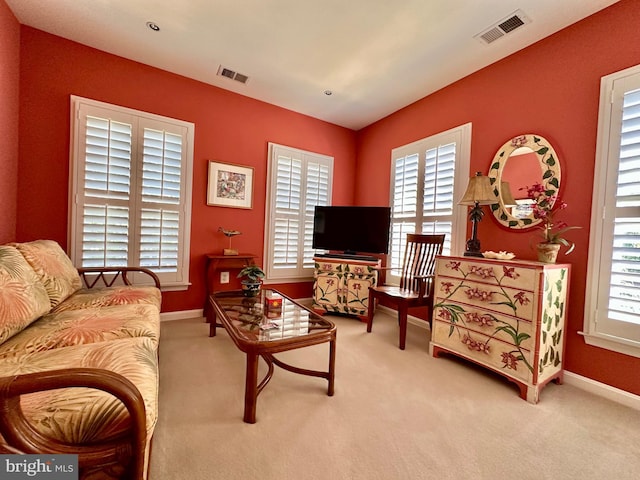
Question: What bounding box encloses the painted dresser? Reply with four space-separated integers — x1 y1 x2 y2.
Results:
312 256 380 320
429 255 571 403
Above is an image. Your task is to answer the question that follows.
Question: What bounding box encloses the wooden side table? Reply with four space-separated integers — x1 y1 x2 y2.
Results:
203 253 256 321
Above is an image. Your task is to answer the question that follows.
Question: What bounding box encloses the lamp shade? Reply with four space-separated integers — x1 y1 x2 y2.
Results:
500 182 518 207
458 172 495 206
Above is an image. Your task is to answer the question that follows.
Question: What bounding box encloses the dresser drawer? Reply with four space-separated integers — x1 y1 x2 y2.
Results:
435 278 537 320
433 303 534 352
431 319 533 383
436 257 538 291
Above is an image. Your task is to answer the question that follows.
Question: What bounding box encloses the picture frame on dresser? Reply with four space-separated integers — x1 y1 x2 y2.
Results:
207 160 254 209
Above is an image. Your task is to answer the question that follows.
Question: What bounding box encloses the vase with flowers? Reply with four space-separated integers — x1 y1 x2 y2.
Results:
522 182 580 263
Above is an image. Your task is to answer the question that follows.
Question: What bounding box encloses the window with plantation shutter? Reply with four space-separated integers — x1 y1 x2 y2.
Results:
265 143 333 281
69 96 194 289
584 66 640 357
389 124 471 282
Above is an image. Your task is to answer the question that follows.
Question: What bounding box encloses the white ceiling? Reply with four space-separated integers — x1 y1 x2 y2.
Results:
7 0 619 130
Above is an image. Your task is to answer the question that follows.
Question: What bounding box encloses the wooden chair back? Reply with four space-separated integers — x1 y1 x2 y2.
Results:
398 234 446 294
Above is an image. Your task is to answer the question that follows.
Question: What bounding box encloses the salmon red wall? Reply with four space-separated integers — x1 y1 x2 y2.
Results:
16 27 357 312
355 0 640 395
0 0 19 243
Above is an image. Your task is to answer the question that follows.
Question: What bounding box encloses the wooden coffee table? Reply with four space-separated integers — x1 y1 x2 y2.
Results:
207 289 337 423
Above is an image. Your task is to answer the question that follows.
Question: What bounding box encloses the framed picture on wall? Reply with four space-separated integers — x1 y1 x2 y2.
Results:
207 161 254 209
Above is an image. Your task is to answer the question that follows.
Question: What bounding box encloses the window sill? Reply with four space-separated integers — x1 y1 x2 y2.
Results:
579 331 640 359
160 282 191 292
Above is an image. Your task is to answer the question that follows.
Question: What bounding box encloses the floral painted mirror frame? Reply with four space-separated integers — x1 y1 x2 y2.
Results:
488 134 561 229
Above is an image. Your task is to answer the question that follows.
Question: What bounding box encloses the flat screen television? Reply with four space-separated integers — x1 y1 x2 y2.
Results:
312 206 391 258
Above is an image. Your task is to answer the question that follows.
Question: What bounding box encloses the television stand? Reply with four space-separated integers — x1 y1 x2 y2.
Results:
312 255 380 321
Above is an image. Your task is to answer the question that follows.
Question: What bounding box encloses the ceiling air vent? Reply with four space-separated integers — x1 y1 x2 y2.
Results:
217 66 249 84
475 10 531 45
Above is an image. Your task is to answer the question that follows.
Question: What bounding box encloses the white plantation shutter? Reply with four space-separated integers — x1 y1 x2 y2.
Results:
608 88 640 326
265 143 333 280
81 115 132 266
70 96 194 288
273 154 302 270
304 162 331 268
389 124 471 277
139 127 183 272
586 68 640 356
390 154 418 268
423 143 455 254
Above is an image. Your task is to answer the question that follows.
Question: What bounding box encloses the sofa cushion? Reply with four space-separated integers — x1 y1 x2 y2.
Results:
52 285 162 313
0 336 158 444
0 245 51 344
14 240 82 308
0 304 160 359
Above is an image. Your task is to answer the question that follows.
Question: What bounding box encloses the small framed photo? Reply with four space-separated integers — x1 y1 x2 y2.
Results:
207 161 254 209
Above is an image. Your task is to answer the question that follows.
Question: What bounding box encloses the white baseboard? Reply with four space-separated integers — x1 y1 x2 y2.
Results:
563 371 640 411
160 307 640 410
160 309 203 322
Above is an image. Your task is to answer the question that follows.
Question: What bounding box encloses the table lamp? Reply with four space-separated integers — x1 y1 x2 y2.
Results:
500 182 518 207
458 172 496 257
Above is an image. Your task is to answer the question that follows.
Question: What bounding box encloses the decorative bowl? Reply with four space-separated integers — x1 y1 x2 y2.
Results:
482 251 516 260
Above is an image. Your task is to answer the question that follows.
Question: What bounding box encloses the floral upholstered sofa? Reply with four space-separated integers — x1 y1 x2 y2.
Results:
0 240 161 480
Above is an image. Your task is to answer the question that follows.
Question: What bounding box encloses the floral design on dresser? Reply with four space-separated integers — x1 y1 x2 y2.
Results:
434 261 535 373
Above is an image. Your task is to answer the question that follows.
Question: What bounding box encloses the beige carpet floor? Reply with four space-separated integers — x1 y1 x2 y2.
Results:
149 311 640 480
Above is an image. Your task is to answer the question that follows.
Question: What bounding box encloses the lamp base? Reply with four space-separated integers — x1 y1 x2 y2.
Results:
464 237 483 257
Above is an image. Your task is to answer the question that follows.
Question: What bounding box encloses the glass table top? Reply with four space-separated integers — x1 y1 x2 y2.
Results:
211 289 334 342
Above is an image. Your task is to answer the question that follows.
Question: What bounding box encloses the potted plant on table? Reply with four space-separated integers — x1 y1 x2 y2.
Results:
522 182 580 263
237 263 265 297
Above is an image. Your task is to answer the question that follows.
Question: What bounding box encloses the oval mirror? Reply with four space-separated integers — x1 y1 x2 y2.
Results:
488 134 561 229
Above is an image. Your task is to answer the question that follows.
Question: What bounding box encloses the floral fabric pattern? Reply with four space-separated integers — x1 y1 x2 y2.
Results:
0 304 160 359
0 246 51 344
13 240 82 308
0 337 158 444
52 286 162 313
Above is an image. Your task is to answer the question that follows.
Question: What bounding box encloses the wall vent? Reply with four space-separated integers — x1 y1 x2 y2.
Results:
474 10 531 45
217 66 249 84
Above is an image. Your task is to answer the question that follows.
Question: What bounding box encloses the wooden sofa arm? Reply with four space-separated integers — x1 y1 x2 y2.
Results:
0 368 147 480
77 267 161 289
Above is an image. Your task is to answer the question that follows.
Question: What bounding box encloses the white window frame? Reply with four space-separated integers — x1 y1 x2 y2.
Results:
388 124 471 284
263 143 333 282
69 96 194 290
583 65 640 358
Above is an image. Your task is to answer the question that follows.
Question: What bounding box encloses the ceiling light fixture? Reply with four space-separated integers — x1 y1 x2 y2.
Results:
324 90 333 96
146 21 160 32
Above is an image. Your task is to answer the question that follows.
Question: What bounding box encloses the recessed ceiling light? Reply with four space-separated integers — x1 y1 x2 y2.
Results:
324 90 333 96
146 21 160 32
